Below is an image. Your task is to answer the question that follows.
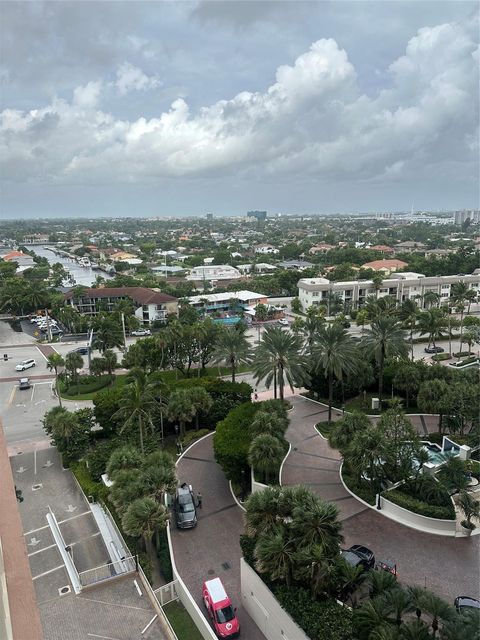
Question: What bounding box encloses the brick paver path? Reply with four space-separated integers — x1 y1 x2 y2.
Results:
170 434 265 640
282 396 480 602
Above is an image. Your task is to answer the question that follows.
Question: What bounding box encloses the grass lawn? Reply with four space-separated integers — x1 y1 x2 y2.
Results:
60 374 127 400
315 421 336 439
163 600 204 640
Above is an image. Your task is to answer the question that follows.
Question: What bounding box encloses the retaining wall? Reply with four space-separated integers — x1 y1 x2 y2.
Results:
379 495 457 536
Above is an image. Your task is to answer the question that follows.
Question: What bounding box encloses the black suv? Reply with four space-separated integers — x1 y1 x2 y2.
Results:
341 545 375 571
70 346 89 355
424 346 444 354
174 484 198 529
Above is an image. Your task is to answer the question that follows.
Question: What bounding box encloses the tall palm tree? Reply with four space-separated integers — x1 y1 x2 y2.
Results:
419 591 455 638
47 352 65 407
291 497 343 557
113 368 160 454
165 388 196 438
121 496 168 558
465 288 477 315
417 308 448 350
302 314 325 351
398 299 419 360
245 486 282 537
103 349 117 375
381 587 414 626
189 386 213 430
451 282 469 352
253 327 308 401
142 451 177 504
250 410 288 439
212 327 252 382
64 352 84 386
248 434 285 484
106 444 143 478
361 318 408 406
93 316 124 353
313 323 358 421
416 379 449 431
49 410 80 453
423 290 440 309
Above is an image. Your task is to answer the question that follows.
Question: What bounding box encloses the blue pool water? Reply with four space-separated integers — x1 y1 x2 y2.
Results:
422 442 459 466
214 316 242 325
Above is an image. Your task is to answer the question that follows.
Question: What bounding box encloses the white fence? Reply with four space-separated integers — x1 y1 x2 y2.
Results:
241 558 310 640
154 580 179 606
379 495 457 536
78 556 137 587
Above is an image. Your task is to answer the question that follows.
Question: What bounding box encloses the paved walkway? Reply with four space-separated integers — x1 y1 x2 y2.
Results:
282 396 480 602
170 434 265 640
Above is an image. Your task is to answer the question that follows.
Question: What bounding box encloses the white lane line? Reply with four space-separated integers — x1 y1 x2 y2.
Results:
34 449 37 475
35 347 49 363
28 543 57 557
32 564 65 580
7 385 16 406
87 634 122 640
24 510 92 537
24 524 50 536
78 595 147 611
31 384 35 403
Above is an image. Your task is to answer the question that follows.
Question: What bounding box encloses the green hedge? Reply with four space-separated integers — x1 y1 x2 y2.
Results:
342 471 376 505
181 428 211 449
71 461 110 503
156 529 173 583
449 356 479 367
384 489 455 519
273 586 354 640
432 353 452 362
61 374 114 397
213 402 259 485
316 421 336 439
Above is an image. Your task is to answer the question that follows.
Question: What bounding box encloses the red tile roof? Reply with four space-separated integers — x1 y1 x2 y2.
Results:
2 251 28 261
361 259 408 270
64 287 178 305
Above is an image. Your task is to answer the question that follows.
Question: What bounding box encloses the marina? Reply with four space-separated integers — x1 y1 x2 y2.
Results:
29 245 114 287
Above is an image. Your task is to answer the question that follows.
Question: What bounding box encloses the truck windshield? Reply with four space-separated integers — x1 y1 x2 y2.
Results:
215 605 235 624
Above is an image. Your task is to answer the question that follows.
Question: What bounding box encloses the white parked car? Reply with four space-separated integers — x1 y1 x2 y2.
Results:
15 359 36 371
131 328 151 337
277 318 290 326
30 316 43 324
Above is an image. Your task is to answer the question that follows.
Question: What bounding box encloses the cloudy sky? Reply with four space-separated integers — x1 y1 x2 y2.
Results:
1 1 478 218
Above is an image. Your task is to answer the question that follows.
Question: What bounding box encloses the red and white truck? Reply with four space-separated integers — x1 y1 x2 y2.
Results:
202 577 240 638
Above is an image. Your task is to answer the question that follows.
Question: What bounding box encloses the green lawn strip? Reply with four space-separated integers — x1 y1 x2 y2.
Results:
315 421 336 439
163 600 204 640
59 374 126 400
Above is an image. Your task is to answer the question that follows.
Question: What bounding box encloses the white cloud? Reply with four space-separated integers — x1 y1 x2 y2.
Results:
115 62 161 95
1 19 477 188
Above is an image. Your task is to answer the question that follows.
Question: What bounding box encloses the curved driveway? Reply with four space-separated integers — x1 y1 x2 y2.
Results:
282 396 480 602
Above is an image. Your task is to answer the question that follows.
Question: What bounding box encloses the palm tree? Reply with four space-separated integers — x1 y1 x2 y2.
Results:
417 308 448 350
313 323 358 421
122 496 168 558
110 469 145 514
245 486 282 537
248 434 285 484
382 587 414 626
348 426 388 493
250 410 288 439
253 327 308 401
302 314 325 351
103 349 118 375
416 379 449 431
361 318 408 407
254 524 296 586
47 352 65 407
113 368 160 454
64 352 83 387
294 543 338 598
212 327 251 382
398 299 419 360
142 451 177 504
465 288 477 315
49 410 80 453
371 272 384 299
423 290 440 309
106 444 143 478
420 591 455 638
451 282 469 352
165 388 196 438
329 412 371 455
93 316 124 353
458 490 480 530
291 497 343 557
189 386 213 430
364 569 397 598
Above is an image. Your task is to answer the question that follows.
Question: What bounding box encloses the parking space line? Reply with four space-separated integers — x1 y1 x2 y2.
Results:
32 564 65 580
24 524 50 536
31 384 35 402
58 510 93 525
69 531 101 546
28 543 57 557
7 385 16 406
34 449 37 475
78 595 147 611
87 634 122 640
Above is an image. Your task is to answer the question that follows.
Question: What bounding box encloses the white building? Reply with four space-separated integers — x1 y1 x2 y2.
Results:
254 244 279 255
186 264 242 281
188 290 268 315
298 270 480 311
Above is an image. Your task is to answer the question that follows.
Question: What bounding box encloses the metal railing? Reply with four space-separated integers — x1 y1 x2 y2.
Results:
154 580 179 606
78 556 136 587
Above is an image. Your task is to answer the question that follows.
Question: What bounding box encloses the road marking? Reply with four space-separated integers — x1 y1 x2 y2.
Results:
34 449 37 475
43 459 53 468
23 510 92 536
79 595 147 611
31 384 35 402
32 565 65 580
141 615 158 635
134 579 142 596
27 536 42 547
16 466 28 473
24 524 50 536
35 347 49 362
7 385 16 406
65 504 77 513
87 634 122 640
69 531 101 547
28 543 57 557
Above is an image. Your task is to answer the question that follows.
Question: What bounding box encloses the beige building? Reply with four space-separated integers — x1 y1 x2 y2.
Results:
298 270 480 311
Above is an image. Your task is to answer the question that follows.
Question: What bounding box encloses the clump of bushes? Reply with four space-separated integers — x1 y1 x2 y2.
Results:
59 374 114 396
181 428 211 449
383 484 455 520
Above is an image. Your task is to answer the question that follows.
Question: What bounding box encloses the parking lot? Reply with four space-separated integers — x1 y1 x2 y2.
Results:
12 446 167 640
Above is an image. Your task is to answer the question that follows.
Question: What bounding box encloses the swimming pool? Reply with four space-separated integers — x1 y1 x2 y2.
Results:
214 316 242 325
422 442 459 466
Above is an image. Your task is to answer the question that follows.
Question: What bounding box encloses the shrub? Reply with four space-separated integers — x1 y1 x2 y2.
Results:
156 529 173 582
383 489 455 519
273 586 354 640
71 461 110 503
342 470 376 505
87 439 121 481
60 374 114 396
240 534 256 567
316 421 336 439
432 353 452 362
213 402 259 484
181 428 211 449
453 351 473 358
450 356 479 367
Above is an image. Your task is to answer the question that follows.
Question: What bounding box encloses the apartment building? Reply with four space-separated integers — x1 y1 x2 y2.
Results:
186 265 242 281
188 290 268 316
64 287 178 324
298 270 480 311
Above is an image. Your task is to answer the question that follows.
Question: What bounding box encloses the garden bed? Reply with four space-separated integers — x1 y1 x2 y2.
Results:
449 356 480 368
59 374 119 399
316 421 336 439
163 601 204 640
431 353 452 362
383 481 455 520
341 468 376 505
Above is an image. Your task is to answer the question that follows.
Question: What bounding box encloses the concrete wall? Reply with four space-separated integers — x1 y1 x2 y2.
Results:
241 558 310 640
251 468 269 494
166 523 217 640
379 495 456 536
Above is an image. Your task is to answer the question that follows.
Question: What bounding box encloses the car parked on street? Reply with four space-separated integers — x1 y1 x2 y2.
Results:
131 328 151 336
424 346 445 354
455 596 480 612
15 359 36 371
174 483 198 529
341 545 375 571
18 378 31 390
70 346 89 355
277 318 290 326
203 577 240 638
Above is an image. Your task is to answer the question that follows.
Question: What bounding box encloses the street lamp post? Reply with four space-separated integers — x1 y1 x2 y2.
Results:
376 493 382 510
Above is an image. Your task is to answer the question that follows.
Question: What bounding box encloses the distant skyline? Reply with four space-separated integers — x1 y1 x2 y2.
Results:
1 1 479 218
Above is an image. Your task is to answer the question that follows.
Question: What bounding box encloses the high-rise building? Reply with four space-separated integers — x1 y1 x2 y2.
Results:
454 209 480 225
247 210 267 222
